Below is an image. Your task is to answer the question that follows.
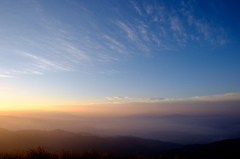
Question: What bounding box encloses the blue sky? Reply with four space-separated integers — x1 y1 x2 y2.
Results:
0 0 240 107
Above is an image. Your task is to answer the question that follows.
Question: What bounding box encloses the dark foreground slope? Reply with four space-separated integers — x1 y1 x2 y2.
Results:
183 138 240 158
0 139 239 159
1 128 240 158
0 128 181 155
161 138 240 159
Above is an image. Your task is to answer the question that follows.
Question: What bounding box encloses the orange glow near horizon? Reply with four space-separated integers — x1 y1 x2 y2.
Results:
1 99 240 118
1 92 240 118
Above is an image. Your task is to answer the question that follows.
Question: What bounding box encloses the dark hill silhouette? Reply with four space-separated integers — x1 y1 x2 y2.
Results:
161 138 240 158
181 138 240 158
1 128 240 157
0 128 181 155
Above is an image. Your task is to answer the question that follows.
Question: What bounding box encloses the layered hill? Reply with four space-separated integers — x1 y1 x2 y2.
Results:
0 128 181 155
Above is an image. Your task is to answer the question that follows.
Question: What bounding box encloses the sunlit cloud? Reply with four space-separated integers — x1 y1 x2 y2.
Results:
136 98 165 103
105 93 240 104
105 96 165 103
190 93 240 102
105 96 125 100
167 92 240 102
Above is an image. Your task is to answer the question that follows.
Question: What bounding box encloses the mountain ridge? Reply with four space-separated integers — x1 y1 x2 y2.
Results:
0 128 240 157
0 128 181 155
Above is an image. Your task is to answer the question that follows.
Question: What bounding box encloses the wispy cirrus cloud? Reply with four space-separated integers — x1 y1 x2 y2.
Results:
0 74 14 78
0 69 43 78
170 16 183 34
138 22 150 41
146 5 153 15
19 51 72 72
10 69 43 75
99 69 119 75
0 69 16 78
103 35 128 55
130 0 142 16
179 1 226 45
58 41 91 62
1 0 131 78
128 0 227 49
116 21 138 41
103 35 125 49
0 0 229 79
115 20 151 55
169 16 187 46
151 33 162 46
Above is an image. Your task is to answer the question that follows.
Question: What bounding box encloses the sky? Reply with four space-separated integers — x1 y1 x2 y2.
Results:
0 0 240 143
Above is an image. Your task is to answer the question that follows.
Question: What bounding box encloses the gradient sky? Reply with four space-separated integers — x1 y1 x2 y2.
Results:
0 0 240 143
1 0 240 107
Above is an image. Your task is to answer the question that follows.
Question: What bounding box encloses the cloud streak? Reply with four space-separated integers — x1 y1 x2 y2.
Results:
105 92 240 103
116 21 138 41
99 69 119 75
0 74 14 78
19 51 72 72
130 0 142 16
190 93 240 102
0 0 228 79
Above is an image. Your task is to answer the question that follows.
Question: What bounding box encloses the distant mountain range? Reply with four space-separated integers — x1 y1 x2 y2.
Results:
0 128 239 157
0 128 181 155
1 114 240 144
